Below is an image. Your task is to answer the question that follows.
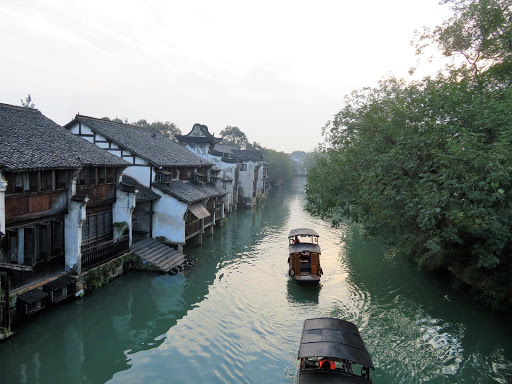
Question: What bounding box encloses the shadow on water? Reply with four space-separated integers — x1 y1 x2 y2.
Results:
286 278 321 306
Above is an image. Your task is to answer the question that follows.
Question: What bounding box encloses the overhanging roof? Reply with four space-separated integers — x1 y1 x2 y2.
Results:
298 318 374 368
188 202 210 219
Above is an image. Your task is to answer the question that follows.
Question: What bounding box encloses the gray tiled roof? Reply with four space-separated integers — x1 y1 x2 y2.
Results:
153 180 225 204
231 149 264 161
121 175 160 202
176 123 222 144
67 115 213 168
153 180 206 204
0 103 128 172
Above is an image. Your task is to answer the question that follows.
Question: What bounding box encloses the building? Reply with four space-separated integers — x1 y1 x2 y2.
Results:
0 103 135 295
65 116 227 250
176 123 269 209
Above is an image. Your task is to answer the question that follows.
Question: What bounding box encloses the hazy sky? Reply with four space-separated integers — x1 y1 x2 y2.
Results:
1 0 451 152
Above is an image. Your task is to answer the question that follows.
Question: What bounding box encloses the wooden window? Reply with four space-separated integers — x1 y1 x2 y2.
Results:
82 208 113 246
98 167 106 184
87 168 97 186
106 168 115 184
7 230 18 263
28 172 39 192
5 173 23 195
78 169 86 185
56 170 68 189
240 164 247 171
40 171 54 191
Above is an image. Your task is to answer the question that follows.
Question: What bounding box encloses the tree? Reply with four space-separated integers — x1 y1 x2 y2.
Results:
306 0 512 309
220 126 250 149
265 149 294 186
415 0 512 75
150 121 181 141
20 94 35 108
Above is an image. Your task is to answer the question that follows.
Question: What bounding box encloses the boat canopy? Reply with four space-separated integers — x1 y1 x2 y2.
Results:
297 318 374 369
289 228 319 238
289 243 321 254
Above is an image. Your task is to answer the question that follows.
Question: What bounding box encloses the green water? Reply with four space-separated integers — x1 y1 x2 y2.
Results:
1 183 511 383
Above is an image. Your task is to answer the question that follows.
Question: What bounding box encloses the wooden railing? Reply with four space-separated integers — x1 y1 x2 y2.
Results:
185 219 201 239
81 235 129 271
204 215 212 226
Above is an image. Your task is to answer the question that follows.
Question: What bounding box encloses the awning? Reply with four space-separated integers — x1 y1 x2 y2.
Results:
188 202 210 220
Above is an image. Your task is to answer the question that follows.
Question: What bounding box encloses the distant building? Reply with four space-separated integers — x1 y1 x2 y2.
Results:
176 124 268 209
65 116 226 250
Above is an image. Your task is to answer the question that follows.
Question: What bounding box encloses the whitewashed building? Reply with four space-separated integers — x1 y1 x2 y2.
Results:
65 116 227 250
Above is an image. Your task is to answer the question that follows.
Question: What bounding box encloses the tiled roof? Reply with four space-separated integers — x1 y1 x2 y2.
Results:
176 123 222 144
121 175 160 202
0 103 128 172
196 182 228 197
153 180 225 204
67 115 213 168
153 180 206 204
231 149 264 161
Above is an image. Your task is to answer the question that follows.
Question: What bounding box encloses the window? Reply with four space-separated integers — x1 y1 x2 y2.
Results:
87 168 97 186
28 172 39 192
56 170 68 189
78 169 86 185
5 173 23 194
40 171 53 191
240 164 247 171
82 208 113 246
98 167 106 184
106 168 115 184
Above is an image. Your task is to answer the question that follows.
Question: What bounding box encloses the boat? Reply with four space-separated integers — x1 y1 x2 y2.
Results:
297 318 375 383
288 228 322 285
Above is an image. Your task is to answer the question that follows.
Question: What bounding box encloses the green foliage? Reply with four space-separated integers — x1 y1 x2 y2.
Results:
265 149 294 185
307 33 512 308
220 125 250 149
415 0 512 75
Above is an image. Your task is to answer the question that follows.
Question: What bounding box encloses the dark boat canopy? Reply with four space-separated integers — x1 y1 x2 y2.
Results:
289 243 321 254
289 228 319 238
298 318 374 369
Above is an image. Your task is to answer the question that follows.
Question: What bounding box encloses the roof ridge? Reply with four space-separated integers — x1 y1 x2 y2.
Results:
75 114 162 133
0 102 41 113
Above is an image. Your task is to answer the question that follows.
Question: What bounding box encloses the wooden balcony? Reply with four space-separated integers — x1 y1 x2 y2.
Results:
5 191 67 223
81 235 129 271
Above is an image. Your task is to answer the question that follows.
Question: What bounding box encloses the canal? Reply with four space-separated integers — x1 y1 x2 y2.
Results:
1 181 511 383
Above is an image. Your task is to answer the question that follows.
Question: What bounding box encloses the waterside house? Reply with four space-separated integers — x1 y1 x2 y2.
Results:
176 124 269 209
65 115 227 250
0 103 135 322
176 124 238 210
230 149 268 207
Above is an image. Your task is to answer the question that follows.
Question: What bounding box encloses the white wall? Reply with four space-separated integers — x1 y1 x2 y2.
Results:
152 193 188 243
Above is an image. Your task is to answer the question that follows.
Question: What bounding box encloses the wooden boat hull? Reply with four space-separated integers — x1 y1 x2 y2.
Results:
294 274 321 286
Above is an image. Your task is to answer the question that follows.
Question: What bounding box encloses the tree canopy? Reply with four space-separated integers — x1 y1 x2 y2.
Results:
265 149 294 186
306 0 512 309
219 125 250 149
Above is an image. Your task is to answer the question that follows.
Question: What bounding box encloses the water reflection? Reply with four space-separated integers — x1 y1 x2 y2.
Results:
1 181 511 384
286 278 321 305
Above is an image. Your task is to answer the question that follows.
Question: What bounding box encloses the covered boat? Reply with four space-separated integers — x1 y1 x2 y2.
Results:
288 228 322 285
297 318 374 383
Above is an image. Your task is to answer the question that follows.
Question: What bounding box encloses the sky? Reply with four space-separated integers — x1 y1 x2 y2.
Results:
0 0 452 153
